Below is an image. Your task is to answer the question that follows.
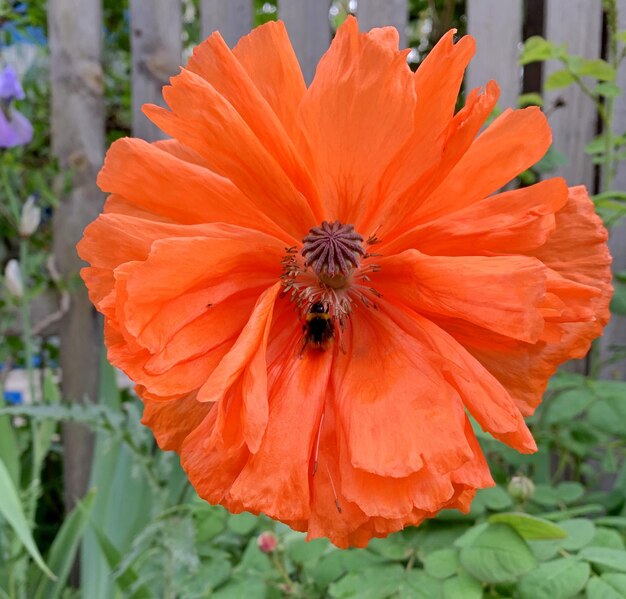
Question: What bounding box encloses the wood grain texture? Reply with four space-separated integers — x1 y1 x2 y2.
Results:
130 0 182 141
48 0 105 511
466 0 524 109
357 0 408 48
280 0 331 84
599 0 626 380
201 0 253 47
544 0 603 188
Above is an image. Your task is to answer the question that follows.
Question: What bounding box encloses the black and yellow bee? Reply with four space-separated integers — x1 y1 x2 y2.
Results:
302 302 334 352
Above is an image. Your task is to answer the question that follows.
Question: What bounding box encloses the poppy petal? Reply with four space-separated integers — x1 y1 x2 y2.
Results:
298 16 416 224
376 250 547 343
233 21 307 143
333 308 473 478
143 69 317 239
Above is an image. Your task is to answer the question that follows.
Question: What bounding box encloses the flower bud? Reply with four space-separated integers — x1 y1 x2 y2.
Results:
4 259 24 298
19 196 41 237
508 475 535 502
257 531 278 553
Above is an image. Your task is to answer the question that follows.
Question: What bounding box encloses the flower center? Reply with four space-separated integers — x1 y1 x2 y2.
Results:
280 221 382 354
301 221 365 289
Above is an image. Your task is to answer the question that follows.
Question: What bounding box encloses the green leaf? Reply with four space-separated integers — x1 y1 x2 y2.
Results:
588 394 626 436
195 506 227 542
479 485 513 511
533 485 561 507
368 536 411 560
586 576 625 599
285 535 328 565
591 527 626 551
488 513 567 540
618 30 626 44
309 549 388 589
519 36 564 65
558 519 596 551
398 571 443 599
579 547 626 572
528 540 561 561
212 576 266 599
33 489 97 599
545 389 594 425
424 549 460 580
86 519 151 599
328 565 404 599
545 69 576 90
595 82 621 97
227 511 259 535
0 397 20 486
442 572 482 599
601 573 626 596
596 517 626 530
556 481 585 504
518 93 544 107
459 523 537 583
0 458 54 580
575 58 616 81
517 557 589 599
610 280 626 316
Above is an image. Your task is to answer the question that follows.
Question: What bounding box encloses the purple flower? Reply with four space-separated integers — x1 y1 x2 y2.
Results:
0 66 25 101
0 66 32 148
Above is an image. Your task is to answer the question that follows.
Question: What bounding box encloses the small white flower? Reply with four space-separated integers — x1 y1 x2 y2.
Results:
4 259 24 298
19 195 41 237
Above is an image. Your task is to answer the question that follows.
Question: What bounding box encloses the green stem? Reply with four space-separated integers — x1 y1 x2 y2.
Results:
19 239 40 525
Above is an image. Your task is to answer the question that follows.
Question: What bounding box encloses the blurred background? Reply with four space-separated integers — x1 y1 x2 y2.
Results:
1 0 626 597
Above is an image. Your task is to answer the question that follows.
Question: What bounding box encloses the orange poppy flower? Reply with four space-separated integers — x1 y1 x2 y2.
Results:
78 17 612 547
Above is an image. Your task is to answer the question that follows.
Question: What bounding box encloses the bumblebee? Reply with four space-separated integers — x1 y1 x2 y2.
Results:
302 302 334 352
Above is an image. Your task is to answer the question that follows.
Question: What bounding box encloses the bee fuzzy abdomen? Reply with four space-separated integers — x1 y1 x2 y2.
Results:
303 303 334 351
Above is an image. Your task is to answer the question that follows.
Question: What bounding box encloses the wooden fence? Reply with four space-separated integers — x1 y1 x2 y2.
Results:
46 0 626 506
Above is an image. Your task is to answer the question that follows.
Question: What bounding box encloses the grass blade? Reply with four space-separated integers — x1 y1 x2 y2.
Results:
0 458 54 579
32 488 97 599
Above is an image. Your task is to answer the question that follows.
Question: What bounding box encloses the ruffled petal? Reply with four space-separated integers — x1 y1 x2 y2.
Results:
233 21 307 143
365 81 500 237
413 106 552 224
298 16 416 224
140 391 211 452
143 69 317 239
186 28 321 217
453 186 611 414
333 307 473 478
376 250 548 343
97 137 296 243
384 177 569 256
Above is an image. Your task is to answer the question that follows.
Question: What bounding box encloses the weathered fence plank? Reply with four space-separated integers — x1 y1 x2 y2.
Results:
201 0 253 47
280 0 331 84
48 0 105 512
130 0 182 141
357 0 408 48
600 0 626 380
543 0 603 188
466 0 524 109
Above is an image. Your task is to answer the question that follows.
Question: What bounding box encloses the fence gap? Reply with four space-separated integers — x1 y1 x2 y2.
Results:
130 0 182 141
522 0 545 94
